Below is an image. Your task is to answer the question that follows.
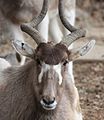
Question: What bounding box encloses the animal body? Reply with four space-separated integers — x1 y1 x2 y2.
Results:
0 0 76 41
0 0 44 65
0 0 95 119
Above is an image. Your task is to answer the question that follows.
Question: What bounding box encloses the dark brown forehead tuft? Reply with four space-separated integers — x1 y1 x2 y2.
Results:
35 43 69 65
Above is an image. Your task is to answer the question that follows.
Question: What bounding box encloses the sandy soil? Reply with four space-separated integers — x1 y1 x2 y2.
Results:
74 61 104 120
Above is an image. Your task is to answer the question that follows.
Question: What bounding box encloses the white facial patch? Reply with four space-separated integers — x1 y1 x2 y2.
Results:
53 64 62 85
38 63 50 83
38 63 62 85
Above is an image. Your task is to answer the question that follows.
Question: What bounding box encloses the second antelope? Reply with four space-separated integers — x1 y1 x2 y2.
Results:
0 0 76 82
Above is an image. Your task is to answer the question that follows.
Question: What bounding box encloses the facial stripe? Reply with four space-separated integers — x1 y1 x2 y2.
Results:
38 67 44 83
38 63 62 85
38 63 51 83
53 64 62 85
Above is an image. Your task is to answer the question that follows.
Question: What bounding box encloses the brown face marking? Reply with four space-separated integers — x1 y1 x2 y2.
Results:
35 43 69 65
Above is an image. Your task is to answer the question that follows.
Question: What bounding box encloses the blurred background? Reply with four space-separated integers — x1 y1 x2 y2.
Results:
0 0 104 120
74 0 104 120
74 1 104 120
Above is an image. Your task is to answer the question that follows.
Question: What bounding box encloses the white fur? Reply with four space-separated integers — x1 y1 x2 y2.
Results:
53 64 62 85
0 59 8 90
38 63 50 83
75 112 83 120
38 13 49 42
0 58 11 71
38 63 62 85
49 17 63 43
0 58 10 89
8 22 24 42
8 21 26 65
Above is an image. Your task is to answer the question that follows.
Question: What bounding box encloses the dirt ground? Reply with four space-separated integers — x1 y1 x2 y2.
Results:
74 61 104 120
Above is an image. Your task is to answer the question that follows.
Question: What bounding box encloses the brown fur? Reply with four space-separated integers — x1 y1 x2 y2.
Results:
0 44 81 120
36 43 69 65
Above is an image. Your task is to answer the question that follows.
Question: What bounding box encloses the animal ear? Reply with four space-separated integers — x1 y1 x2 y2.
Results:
68 40 95 61
12 40 35 58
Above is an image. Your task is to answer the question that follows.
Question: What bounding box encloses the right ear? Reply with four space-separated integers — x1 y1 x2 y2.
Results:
12 40 35 58
68 40 96 61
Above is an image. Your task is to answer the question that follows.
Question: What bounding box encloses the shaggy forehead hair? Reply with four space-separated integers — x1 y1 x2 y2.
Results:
35 43 69 65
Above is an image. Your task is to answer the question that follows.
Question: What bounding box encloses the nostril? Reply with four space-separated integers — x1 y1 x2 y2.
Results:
43 97 55 105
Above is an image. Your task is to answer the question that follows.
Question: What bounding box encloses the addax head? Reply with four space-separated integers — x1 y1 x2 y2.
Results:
13 40 95 111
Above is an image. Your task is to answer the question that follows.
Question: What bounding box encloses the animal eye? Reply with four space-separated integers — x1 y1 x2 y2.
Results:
36 59 41 66
63 60 68 66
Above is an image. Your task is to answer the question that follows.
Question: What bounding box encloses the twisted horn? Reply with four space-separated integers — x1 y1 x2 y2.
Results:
21 0 48 44
58 0 86 46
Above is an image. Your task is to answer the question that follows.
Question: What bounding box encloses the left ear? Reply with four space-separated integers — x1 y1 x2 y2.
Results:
68 40 95 61
12 40 35 58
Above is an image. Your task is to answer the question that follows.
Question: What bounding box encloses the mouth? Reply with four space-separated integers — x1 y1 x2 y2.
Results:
40 100 57 110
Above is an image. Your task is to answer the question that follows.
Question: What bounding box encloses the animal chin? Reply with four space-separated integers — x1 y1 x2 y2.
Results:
40 100 57 111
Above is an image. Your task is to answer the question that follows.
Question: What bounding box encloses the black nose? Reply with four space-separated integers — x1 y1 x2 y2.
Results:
43 97 55 105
